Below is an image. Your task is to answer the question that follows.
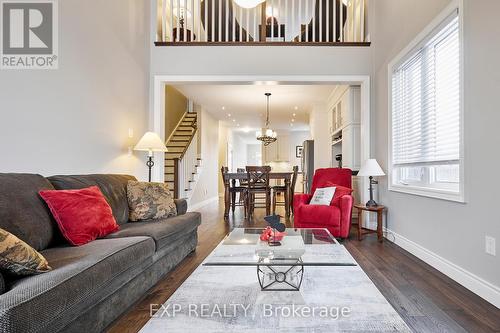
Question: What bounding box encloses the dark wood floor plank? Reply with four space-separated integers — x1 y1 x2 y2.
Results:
344 243 426 319
445 309 498 333
346 233 500 331
107 202 500 333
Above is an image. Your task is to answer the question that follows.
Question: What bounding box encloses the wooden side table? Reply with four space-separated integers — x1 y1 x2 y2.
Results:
353 204 386 242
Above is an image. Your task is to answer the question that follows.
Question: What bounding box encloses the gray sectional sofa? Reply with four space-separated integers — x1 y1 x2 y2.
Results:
0 173 201 333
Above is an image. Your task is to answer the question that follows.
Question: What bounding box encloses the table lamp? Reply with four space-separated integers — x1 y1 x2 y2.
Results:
358 159 385 207
134 132 168 182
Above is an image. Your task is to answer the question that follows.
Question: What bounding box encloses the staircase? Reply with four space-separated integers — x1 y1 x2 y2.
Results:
164 112 202 200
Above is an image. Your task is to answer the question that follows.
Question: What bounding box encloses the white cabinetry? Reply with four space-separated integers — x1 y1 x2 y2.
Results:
330 86 361 171
263 135 290 163
341 125 361 170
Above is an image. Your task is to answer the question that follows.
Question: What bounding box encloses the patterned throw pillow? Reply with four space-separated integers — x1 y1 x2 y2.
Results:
0 228 52 276
127 181 177 222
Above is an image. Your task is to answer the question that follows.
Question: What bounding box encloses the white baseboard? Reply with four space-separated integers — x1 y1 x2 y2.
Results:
386 229 500 309
188 196 219 212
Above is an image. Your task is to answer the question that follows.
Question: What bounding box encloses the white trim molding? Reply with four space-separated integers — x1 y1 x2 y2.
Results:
151 74 372 204
387 229 500 308
187 196 219 212
387 0 465 203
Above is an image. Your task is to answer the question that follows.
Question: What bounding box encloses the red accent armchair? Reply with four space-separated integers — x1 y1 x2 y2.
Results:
294 168 353 239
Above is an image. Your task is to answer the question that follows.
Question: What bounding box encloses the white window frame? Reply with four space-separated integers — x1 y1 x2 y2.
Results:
388 0 465 203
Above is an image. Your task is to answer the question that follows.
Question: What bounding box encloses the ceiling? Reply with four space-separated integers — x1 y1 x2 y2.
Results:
172 84 338 131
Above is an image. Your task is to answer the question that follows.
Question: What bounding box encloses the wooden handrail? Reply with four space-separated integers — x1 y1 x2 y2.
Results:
178 117 197 161
155 41 371 47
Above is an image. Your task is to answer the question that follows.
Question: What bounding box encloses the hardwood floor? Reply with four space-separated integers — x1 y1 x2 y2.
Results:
107 201 500 333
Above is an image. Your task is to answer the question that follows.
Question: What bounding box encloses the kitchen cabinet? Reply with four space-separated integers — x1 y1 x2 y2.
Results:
263 135 290 163
341 125 361 170
330 86 361 171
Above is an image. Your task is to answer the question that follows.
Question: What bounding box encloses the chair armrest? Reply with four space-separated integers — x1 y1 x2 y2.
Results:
338 195 354 238
174 199 188 215
293 193 312 211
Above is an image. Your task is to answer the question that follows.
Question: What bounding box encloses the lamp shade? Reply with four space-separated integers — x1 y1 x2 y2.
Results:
134 132 168 153
358 159 386 177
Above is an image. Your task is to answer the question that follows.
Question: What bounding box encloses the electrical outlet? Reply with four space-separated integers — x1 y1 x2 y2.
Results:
485 236 496 256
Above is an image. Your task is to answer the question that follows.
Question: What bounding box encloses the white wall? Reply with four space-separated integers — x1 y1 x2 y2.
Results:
218 123 231 195
246 144 261 166
151 47 372 77
372 0 500 305
288 131 311 170
189 109 219 205
0 0 151 179
231 133 248 171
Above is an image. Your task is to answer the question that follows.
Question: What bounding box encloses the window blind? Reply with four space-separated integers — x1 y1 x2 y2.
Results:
391 13 460 166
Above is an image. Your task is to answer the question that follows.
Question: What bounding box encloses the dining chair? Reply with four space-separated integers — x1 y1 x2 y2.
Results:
272 166 299 215
245 166 271 217
236 168 248 205
221 167 247 215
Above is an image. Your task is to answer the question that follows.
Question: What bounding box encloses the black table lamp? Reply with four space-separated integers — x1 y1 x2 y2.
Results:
358 159 386 207
134 132 168 182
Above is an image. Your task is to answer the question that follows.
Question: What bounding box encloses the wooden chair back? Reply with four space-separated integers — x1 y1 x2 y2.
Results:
245 166 271 189
237 168 248 186
220 166 229 185
291 165 299 193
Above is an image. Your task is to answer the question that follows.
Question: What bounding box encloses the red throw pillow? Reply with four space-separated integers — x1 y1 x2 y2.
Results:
39 186 119 246
324 182 353 206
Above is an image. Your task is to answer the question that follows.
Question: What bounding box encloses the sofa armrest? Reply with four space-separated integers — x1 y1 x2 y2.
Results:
0 271 5 295
338 195 354 238
174 199 188 215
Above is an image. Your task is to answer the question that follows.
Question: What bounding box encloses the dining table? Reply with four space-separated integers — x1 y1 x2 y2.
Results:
222 171 294 219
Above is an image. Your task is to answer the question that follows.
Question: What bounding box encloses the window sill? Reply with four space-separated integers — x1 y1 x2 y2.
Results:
389 184 465 203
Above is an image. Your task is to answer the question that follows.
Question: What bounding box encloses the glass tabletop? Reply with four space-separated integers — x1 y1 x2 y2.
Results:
203 228 357 267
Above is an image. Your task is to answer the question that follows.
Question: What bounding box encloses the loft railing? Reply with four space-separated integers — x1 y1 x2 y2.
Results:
155 0 370 45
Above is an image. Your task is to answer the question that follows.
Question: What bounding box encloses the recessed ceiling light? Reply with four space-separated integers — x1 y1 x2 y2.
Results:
227 113 231 117
232 119 236 122
222 106 226 110
294 106 298 110
292 113 297 117
291 119 295 122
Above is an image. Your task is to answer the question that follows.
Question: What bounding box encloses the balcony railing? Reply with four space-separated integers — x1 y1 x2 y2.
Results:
155 0 370 46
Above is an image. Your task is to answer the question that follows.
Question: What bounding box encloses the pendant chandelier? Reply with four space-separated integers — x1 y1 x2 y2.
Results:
256 93 277 146
233 0 265 9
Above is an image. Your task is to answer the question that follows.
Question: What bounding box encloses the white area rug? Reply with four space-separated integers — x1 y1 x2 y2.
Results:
140 242 412 333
